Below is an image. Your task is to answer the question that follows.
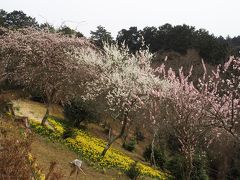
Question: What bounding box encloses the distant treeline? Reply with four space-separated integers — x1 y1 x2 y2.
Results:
1 9 240 64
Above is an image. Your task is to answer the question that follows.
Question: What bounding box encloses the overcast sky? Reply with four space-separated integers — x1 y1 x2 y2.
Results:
1 0 240 38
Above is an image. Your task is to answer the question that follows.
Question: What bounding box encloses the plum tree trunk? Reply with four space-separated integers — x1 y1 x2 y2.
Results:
150 131 157 167
101 112 128 157
185 148 193 180
41 104 50 126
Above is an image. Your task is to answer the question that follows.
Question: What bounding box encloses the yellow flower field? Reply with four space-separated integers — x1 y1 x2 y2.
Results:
30 117 171 179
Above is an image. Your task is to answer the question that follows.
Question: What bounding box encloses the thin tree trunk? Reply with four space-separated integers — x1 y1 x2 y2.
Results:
7 102 15 117
41 103 50 126
185 149 193 180
101 112 128 157
150 131 157 167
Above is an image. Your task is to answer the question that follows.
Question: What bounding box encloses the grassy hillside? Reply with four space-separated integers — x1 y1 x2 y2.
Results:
2 97 170 179
13 99 153 163
31 134 129 180
0 118 129 179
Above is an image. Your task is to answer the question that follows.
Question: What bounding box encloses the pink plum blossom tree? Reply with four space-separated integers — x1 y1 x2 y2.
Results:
149 64 214 180
201 57 240 142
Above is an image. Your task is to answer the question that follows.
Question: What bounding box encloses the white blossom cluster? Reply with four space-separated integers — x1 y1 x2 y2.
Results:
72 43 169 117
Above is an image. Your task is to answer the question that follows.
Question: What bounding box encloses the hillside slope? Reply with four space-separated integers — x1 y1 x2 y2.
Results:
10 98 168 179
0 117 128 179
31 134 128 180
152 49 216 82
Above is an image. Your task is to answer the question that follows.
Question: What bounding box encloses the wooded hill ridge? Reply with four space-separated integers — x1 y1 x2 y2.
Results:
1 9 240 65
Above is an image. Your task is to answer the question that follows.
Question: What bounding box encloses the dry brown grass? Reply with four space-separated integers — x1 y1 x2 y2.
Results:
0 118 34 180
13 99 64 123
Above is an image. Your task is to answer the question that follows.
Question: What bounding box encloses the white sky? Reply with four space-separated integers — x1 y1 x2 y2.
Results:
1 0 240 38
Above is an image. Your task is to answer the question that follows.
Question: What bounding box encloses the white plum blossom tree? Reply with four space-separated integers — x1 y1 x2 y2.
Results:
73 43 169 156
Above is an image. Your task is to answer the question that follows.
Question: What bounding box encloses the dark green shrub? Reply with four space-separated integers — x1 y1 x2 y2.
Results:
166 154 186 180
135 130 145 142
226 145 240 180
166 153 209 180
63 99 98 128
167 134 182 154
29 90 44 103
191 154 209 180
62 128 77 139
123 138 137 152
143 145 166 169
126 161 140 180
228 159 240 180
